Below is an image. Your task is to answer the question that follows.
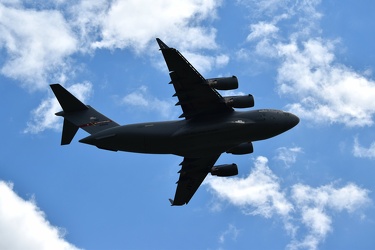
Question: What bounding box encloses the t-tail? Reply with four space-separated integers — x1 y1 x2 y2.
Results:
50 84 120 145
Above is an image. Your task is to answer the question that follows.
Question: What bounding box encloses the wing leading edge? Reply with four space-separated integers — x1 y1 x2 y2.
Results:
170 155 220 206
156 38 233 120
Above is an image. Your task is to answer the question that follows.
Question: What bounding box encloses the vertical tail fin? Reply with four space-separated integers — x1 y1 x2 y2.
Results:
50 84 119 145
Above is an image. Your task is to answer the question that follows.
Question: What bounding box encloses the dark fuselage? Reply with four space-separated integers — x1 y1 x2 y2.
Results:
79 109 299 157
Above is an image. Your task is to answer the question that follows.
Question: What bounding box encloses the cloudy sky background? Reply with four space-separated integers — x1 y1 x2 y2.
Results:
1 0 374 249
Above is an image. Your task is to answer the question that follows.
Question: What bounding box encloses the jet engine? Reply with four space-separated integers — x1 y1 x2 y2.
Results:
211 164 238 177
224 94 254 108
226 142 254 155
207 76 238 90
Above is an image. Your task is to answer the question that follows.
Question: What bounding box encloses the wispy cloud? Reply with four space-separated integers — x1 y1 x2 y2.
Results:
247 21 279 41
353 137 375 159
218 224 240 244
121 85 177 119
24 82 92 134
275 146 302 167
0 181 81 250
206 156 371 250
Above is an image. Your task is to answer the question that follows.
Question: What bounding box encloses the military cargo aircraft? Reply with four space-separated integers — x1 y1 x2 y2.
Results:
50 38 299 206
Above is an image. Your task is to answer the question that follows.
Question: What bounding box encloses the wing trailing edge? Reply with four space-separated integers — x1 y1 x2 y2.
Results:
170 155 220 206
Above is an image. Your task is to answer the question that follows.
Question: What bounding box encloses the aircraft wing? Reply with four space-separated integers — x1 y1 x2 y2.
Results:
170 155 220 206
156 38 233 119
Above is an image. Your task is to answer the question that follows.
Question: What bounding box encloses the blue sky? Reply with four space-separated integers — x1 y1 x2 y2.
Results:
0 0 374 249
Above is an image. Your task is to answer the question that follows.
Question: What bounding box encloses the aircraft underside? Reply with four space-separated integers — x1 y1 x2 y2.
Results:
50 38 299 205
79 109 297 158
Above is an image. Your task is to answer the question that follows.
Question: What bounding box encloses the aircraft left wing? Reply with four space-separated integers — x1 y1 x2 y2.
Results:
170 155 220 206
156 38 233 119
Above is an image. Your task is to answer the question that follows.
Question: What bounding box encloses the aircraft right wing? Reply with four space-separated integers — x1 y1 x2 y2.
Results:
156 38 233 119
170 154 220 206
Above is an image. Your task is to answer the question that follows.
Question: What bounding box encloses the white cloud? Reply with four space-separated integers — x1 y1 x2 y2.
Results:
121 85 176 119
1 0 225 91
275 146 302 167
353 137 375 159
219 89 246 97
206 156 293 218
277 39 375 127
0 0 228 134
181 51 230 75
206 156 371 250
0 3 78 90
247 21 279 41
0 181 80 250
302 208 331 237
92 0 220 51
67 0 110 52
289 183 370 250
215 54 230 68
24 82 93 134
241 0 375 127
245 21 281 57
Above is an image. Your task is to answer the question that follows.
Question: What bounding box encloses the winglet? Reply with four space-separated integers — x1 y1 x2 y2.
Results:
156 38 169 50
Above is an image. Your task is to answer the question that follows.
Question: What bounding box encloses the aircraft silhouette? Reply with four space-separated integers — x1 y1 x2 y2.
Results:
50 38 299 205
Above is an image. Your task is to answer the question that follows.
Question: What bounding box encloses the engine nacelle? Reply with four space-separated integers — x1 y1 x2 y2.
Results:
211 164 238 177
224 94 254 108
207 76 238 90
226 142 254 155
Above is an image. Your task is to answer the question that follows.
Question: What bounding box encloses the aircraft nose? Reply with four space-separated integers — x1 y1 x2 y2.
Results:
79 135 96 145
286 112 300 128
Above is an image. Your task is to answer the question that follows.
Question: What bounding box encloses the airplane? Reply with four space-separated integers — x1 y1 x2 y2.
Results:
50 38 299 206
